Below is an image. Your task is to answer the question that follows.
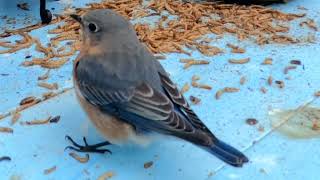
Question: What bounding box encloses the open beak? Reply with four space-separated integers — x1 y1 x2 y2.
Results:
70 14 82 23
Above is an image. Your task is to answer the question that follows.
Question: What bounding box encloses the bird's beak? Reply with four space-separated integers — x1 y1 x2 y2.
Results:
70 14 82 23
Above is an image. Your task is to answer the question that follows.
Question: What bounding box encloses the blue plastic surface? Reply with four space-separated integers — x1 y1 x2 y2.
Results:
0 0 320 179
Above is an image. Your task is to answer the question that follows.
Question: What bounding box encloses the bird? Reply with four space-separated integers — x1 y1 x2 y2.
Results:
67 9 249 167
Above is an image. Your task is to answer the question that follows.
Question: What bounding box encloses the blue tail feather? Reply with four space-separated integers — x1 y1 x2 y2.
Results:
202 140 249 167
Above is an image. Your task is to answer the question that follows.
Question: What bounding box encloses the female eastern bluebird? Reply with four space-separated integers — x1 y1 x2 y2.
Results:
67 9 249 167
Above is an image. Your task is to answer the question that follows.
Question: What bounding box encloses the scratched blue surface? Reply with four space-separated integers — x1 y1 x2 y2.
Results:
0 0 320 179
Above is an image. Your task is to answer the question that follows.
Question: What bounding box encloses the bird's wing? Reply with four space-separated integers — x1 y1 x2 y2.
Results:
75 59 213 146
158 72 216 137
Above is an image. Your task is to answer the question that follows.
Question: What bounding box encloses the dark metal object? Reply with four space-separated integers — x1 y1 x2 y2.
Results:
40 0 52 24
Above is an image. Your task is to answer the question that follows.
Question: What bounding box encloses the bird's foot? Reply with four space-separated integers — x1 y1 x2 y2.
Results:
65 135 112 154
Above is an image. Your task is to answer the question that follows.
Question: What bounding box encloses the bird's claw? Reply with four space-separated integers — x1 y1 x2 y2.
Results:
65 135 112 154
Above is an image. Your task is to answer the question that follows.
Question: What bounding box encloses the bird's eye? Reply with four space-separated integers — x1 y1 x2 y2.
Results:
88 23 98 32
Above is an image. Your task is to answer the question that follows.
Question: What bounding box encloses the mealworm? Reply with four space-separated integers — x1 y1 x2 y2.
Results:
240 76 246 85
11 111 21 125
180 83 190 94
260 87 267 94
189 95 201 105
215 87 239 100
38 82 59 90
0 127 13 133
44 166 57 175
69 152 89 163
228 58 250 64
38 70 50 80
21 116 51 125
261 58 273 65
284 65 297 74
267 76 273 86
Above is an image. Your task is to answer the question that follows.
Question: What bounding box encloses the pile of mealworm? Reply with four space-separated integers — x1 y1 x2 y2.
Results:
0 0 315 64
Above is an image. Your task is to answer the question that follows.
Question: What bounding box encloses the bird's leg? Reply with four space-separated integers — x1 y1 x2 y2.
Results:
65 135 112 154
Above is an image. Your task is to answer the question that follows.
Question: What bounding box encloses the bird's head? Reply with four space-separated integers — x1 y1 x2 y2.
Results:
70 9 134 47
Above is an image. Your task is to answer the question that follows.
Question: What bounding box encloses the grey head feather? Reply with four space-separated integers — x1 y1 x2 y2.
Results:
78 9 165 91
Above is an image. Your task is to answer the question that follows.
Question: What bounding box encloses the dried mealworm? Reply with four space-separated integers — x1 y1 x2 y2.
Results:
97 172 115 180
193 83 212 90
41 58 69 69
44 166 57 175
227 43 245 53
0 127 13 133
191 80 212 90
164 1 175 14
262 58 273 65
260 87 267 94
284 65 297 74
180 59 193 63
23 58 69 69
228 58 250 64
201 38 213 44
0 41 33 54
196 45 223 56
180 83 190 94
231 48 245 54
216 87 240 99
192 75 200 82
38 70 50 80
53 46 76 57
38 82 59 90
267 76 273 86
0 33 32 52
246 118 258 125
20 96 37 105
21 116 51 125
224 87 240 93
300 19 317 31
240 76 246 85
189 96 201 105
17 98 41 112
0 41 15 48
11 111 21 125
290 60 301 65
215 89 224 100
42 92 57 100
34 38 50 56
144 161 153 169
181 59 209 69
69 152 89 163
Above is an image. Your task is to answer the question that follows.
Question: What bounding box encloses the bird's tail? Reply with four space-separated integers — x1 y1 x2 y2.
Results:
202 139 249 167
